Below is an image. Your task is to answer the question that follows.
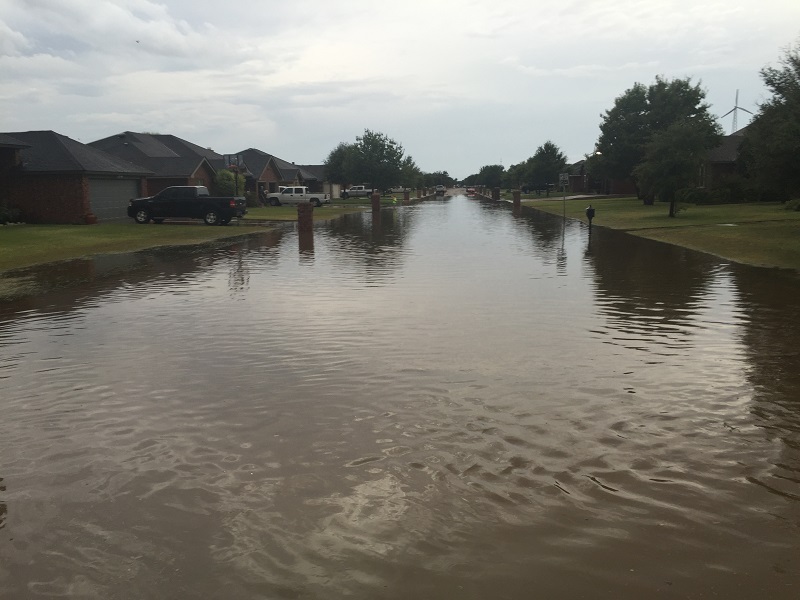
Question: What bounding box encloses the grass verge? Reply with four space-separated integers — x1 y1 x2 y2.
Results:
0 222 265 272
522 196 800 271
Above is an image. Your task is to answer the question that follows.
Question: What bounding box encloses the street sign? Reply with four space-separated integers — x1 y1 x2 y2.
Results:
559 173 569 186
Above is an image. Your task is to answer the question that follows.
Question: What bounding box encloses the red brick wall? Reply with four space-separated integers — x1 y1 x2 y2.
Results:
192 162 215 188
9 174 91 224
147 178 192 196
0 149 20 207
146 163 216 196
260 164 282 193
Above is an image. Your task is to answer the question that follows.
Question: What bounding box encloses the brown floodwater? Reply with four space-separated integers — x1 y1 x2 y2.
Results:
1 196 799 599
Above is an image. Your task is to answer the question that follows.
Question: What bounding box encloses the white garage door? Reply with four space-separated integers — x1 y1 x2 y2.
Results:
89 178 140 221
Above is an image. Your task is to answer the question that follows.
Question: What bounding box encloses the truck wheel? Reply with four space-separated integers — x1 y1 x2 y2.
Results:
134 209 151 224
310 198 322 208
341 191 349 199
204 210 220 225
269 198 281 207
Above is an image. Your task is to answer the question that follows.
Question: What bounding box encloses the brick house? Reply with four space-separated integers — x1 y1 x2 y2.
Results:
1 130 151 224
236 148 327 201
701 127 747 189
90 132 219 196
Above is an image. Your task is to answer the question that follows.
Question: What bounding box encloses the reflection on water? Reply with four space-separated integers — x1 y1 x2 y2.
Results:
1 197 799 599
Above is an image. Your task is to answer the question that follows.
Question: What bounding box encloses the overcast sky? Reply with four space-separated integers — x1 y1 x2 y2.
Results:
1 0 798 178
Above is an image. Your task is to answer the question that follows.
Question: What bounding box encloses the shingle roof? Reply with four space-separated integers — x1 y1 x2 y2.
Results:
89 131 219 178
235 148 320 182
298 164 325 180
236 148 272 179
0 133 30 149
708 133 745 163
5 130 151 175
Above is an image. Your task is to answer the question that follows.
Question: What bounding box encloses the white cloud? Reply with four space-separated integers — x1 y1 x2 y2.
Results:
1 0 798 173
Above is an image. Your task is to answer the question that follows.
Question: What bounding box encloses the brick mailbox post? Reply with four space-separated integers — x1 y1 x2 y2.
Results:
297 202 313 232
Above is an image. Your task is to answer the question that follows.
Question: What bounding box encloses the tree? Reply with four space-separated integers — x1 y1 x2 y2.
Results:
502 161 527 189
596 83 649 195
400 156 422 188
324 142 356 184
326 129 406 192
740 40 800 200
528 141 568 192
634 120 718 217
213 168 246 197
596 76 720 208
477 164 504 189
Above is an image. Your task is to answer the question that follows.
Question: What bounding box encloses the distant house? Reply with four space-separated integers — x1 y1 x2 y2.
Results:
297 164 339 198
701 127 747 188
565 160 636 195
1 133 31 214
90 132 220 196
1 130 151 224
236 148 330 200
235 148 285 200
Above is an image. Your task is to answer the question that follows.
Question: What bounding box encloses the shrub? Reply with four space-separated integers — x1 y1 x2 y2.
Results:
676 187 711 205
784 198 800 211
244 191 258 208
0 206 21 224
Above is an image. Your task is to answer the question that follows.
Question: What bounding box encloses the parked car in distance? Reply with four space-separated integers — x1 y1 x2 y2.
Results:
466 187 476 197
127 186 246 225
387 186 410 193
266 186 329 207
341 185 373 199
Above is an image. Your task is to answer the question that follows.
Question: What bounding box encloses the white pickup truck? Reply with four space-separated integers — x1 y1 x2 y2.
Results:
341 185 374 199
266 186 329 207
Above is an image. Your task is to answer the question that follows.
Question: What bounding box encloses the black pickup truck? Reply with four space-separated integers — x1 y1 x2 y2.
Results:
127 186 247 225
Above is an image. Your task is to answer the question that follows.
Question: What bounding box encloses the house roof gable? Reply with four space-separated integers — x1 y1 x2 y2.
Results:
0 133 31 149
89 131 220 178
5 130 152 175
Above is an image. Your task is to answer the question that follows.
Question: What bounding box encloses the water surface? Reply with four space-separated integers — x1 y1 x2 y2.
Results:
1 196 799 598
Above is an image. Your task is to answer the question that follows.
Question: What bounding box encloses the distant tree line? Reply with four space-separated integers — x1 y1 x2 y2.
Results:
322 38 799 214
322 129 456 193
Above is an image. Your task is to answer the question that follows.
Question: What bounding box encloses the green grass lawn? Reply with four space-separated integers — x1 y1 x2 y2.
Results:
5 198 797 273
522 196 800 271
0 222 265 272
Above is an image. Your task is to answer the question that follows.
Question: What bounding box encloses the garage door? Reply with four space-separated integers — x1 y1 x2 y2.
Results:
89 178 140 221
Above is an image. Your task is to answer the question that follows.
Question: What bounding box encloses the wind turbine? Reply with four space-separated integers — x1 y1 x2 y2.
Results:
720 90 753 134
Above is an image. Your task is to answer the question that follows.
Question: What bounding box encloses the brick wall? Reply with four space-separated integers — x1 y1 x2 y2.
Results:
146 163 216 196
9 174 92 224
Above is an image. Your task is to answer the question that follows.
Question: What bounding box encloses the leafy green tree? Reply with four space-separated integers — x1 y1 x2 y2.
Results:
502 161 528 189
340 129 406 192
324 142 357 184
596 83 649 195
634 120 719 217
739 40 800 200
528 141 568 191
477 164 504 189
596 77 720 206
400 156 422 188
422 171 452 188
213 169 246 197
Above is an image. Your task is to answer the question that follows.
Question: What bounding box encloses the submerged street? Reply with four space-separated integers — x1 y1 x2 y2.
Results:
1 194 799 598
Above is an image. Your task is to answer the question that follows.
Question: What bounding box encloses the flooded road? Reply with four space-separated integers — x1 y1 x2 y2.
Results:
1 195 799 598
